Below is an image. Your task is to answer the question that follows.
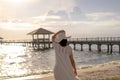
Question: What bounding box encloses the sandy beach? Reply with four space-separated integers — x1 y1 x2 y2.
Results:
37 60 120 80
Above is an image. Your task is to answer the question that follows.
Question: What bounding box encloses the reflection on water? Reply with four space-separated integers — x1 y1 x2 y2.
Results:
0 45 54 79
0 44 120 79
0 45 28 77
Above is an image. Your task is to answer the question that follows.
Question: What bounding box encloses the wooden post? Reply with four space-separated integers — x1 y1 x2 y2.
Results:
37 34 40 50
48 34 50 48
43 34 45 49
110 44 113 53
89 44 91 51
107 44 109 53
81 44 83 51
32 35 35 49
73 43 76 50
98 44 101 52
119 44 120 53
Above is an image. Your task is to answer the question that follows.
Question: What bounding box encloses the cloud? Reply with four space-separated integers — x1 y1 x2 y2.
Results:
37 0 75 11
46 10 69 21
36 6 87 21
0 21 36 30
0 0 76 19
86 12 120 21
43 19 120 37
30 11 120 34
70 7 86 21
33 15 61 21
34 11 120 37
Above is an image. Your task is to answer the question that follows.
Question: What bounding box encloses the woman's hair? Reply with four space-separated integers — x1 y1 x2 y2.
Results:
59 39 68 47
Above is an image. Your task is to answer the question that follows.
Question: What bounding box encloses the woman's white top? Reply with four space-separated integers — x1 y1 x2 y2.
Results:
53 42 79 80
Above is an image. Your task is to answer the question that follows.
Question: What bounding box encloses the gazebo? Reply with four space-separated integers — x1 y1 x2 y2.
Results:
28 28 54 50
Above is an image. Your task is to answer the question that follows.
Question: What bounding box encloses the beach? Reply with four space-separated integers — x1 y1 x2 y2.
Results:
39 60 120 80
1 45 120 80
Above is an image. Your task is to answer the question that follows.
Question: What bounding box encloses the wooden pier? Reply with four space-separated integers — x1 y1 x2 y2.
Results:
68 37 120 53
0 40 33 46
0 37 120 53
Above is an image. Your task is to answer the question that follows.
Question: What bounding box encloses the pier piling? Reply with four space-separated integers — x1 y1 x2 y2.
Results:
73 43 76 50
89 44 91 51
119 44 120 53
81 44 83 51
107 44 110 53
97 44 101 52
110 44 113 53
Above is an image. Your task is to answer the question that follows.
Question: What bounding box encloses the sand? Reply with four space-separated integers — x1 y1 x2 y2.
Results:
37 61 120 80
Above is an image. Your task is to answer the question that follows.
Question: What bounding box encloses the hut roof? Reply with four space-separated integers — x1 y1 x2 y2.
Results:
0 37 3 39
28 28 54 35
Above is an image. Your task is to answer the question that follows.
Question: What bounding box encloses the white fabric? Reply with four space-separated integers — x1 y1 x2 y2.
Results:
53 42 79 80
54 32 67 43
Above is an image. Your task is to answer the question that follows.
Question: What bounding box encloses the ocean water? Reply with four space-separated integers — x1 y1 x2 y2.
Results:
0 44 120 79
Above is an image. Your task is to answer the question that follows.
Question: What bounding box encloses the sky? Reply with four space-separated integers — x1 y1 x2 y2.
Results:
0 0 120 40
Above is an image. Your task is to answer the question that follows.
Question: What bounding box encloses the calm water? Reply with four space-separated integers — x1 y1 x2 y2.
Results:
0 44 120 79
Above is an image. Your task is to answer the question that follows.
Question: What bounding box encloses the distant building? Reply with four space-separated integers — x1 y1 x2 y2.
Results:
0 37 3 43
0 37 3 39
27 28 54 50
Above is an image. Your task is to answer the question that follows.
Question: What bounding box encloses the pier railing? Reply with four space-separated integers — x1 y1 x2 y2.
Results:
2 39 32 43
68 37 120 42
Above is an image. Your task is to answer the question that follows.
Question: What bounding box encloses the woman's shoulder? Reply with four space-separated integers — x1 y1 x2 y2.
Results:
52 42 59 48
67 45 72 50
66 45 73 55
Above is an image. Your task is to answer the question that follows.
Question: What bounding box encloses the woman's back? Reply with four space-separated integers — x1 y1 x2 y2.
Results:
53 42 79 80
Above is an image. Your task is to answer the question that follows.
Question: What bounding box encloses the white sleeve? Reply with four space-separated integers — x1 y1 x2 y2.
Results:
67 46 73 56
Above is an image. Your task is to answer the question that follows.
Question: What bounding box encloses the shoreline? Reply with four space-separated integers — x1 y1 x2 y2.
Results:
38 60 120 80
5 60 120 80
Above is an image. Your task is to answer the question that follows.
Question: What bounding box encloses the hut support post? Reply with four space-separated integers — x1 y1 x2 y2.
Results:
37 34 40 49
48 34 51 48
43 34 45 49
32 35 35 48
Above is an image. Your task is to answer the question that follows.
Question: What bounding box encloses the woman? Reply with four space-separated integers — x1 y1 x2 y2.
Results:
52 30 79 80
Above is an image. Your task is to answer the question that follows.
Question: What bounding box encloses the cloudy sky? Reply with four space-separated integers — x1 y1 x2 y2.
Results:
0 0 120 40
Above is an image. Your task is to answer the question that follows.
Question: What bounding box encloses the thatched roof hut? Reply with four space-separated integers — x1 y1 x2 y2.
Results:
27 28 54 35
27 28 54 50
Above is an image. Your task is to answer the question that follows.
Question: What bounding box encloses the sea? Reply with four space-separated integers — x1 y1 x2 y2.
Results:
0 44 120 80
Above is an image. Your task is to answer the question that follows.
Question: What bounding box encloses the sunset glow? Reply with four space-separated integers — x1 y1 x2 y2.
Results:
3 0 31 4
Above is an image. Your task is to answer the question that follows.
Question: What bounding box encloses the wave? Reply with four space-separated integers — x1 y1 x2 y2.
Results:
0 69 53 79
